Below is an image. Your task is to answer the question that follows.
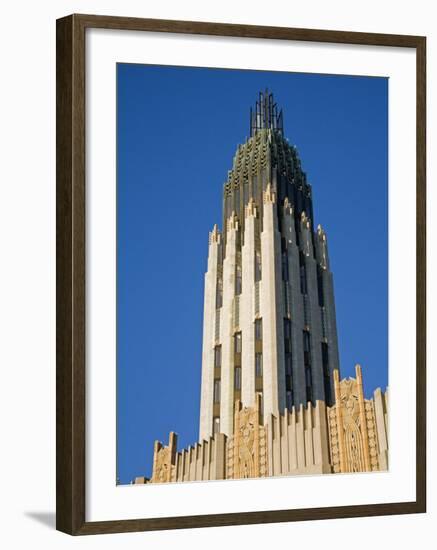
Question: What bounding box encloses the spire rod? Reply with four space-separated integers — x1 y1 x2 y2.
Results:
250 89 284 137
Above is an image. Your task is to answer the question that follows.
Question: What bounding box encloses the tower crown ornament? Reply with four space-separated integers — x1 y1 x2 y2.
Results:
245 197 258 218
316 223 329 269
301 210 310 228
209 224 221 245
317 223 327 241
227 211 239 232
250 89 284 137
283 196 293 217
263 183 276 204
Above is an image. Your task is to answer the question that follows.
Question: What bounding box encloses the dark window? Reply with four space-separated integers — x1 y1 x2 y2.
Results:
255 318 263 341
213 380 221 403
286 374 292 391
243 182 249 206
303 331 311 367
234 332 242 354
235 264 242 295
216 278 223 308
317 265 324 306
321 342 329 368
234 367 241 390
284 318 291 337
306 385 312 404
299 251 307 294
255 250 262 281
286 390 293 410
235 187 240 212
285 353 292 376
303 330 311 352
284 319 291 353
214 346 221 368
321 342 331 404
255 353 263 377
282 251 289 281
258 391 264 415
305 368 312 386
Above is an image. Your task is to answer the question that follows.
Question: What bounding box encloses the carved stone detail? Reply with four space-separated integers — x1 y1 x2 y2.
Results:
228 394 267 479
227 211 239 232
140 369 387 484
150 432 177 483
245 197 258 218
263 183 276 204
209 224 221 245
328 366 375 473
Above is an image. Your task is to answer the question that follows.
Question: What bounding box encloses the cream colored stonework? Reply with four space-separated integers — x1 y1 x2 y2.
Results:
136 367 388 484
328 365 387 474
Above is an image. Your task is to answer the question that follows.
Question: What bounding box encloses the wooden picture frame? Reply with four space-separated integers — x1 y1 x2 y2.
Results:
56 13 426 535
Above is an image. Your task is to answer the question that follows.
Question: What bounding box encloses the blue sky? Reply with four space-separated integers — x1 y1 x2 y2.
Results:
116 64 388 484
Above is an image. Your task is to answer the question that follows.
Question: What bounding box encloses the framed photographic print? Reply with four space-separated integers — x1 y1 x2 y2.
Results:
56 14 426 535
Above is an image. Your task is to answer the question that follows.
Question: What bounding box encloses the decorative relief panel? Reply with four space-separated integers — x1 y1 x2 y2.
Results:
227 395 267 479
328 365 377 474
328 407 341 473
150 433 177 484
365 400 380 471
141 368 387 485
151 445 174 483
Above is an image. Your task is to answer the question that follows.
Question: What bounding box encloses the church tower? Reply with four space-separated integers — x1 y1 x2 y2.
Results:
199 90 340 441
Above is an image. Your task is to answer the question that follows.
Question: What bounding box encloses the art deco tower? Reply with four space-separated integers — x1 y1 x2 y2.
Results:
136 91 389 485
199 91 340 441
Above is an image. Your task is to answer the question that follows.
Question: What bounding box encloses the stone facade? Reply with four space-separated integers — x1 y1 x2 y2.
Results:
136 365 388 484
199 92 341 442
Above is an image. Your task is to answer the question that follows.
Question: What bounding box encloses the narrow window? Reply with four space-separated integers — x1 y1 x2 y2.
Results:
306 385 312 404
234 332 242 354
321 342 331 404
286 374 292 391
303 331 311 352
235 264 242 295
216 278 223 308
282 250 289 281
305 367 312 386
234 366 242 390
285 353 292 376
299 251 307 294
321 342 329 369
213 380 221 403
235 186 240 213
317 265 324 306
284 319 291 353
305 366 313 404
286 390 293 410
255 250 262 281
214 346 221 368
303 330 311 367
257 391 264 416
255 353 263 377
255 318 263 341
